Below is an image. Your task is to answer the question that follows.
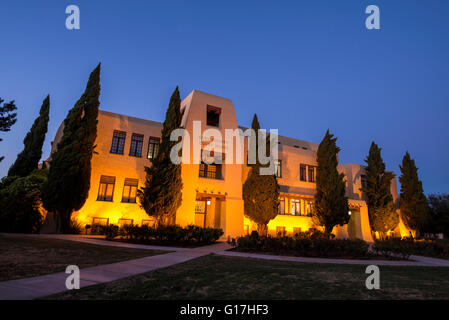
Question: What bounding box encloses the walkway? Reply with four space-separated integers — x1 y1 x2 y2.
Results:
1 234 448 300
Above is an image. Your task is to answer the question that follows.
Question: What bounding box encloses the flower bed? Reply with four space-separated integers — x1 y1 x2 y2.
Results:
99 224 224 246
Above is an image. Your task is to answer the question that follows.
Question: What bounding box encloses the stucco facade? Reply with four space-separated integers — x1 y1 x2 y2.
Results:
50 90 408 241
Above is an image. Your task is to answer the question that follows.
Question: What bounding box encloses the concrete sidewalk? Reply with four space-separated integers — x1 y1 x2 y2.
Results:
0 240 230 300
217 250 449 266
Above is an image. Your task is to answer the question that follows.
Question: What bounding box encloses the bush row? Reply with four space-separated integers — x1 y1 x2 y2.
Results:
99 224 224 244
234 233 370 258
373 238 449 260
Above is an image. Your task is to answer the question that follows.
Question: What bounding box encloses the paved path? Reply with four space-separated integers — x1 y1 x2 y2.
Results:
1 234 448 300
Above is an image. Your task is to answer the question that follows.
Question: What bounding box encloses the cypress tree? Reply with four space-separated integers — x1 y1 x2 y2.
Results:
41 64 100 233
138 87 183 226
8 95 50 177
242 114 280 236
0 98 18 162
314 130 349 236
362 142 398 236
399 152 429 232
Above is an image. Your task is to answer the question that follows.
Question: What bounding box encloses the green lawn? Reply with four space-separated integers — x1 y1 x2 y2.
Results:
46 254 449 300
0 234 168 281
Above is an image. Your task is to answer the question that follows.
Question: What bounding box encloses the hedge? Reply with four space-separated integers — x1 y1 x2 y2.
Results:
99 224 224 245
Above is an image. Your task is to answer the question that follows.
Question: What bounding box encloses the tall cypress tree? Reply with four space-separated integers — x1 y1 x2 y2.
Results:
399 152 429 232
138 87 183 226
314 130 349 236
0 98 18 162
362 142 398 236
8 95 50 177
41 64 100 233
243 114 280 236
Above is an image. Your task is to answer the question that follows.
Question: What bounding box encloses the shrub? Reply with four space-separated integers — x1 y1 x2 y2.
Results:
235 234 369 258
101 224 119 240
374 238 449 260
66 219 83 235
101 224 224 245
0 169 47 233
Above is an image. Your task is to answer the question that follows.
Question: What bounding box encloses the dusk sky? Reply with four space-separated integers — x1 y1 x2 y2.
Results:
0 0 448 194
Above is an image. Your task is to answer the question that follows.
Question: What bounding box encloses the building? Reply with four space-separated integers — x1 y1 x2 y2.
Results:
49 90 409 241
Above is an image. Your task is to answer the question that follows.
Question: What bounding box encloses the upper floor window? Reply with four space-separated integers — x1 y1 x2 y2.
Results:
206 105 221 127
129 134 143 157
199 162 222 179
110 131 126 155
291 199 301 216
308 166 316 183
147 137 160 160
278 197 286 214
361 174 367 189
275 160 282 178
300 164 307 181
306 200 314 216
97 175 115 202
122 178 138 203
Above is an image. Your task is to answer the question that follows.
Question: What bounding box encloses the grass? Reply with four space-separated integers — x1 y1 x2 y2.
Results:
46 254 449 300
0 234 168 281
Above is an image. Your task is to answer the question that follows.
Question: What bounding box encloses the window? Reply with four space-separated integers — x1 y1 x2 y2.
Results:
195 200 206 213
361 175 367 189
129 134 143 157
306 200 314 216
199 162 222 179
276 226 286 237
291 199 301 216
293 227 302 235
118 218 133 227
206 105 221 127
147 137 160 160
97 175 115 201
91 217 109 234
278 197 286 214
110 131 126 154
142 219 155 227
300 164 307 181
122 178 138 203
308 166 316 182
275 160 282 178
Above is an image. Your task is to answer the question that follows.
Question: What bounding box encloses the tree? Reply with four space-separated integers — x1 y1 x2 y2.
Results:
8 95 50 177
41 64 101 233
0 169 48 233
399 152 429 232
138 87 183 226
426 194 449 238
0 98 18 162
242 114 280 236
314 130 349 236
362 142 398 236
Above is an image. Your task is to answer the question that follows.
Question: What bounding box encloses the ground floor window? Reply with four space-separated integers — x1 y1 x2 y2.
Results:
97 175 115 201
276 226 286 236
291 199 301 216
118 218 133 227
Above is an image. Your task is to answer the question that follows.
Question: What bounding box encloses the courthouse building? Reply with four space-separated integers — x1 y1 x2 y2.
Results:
50 90 410 241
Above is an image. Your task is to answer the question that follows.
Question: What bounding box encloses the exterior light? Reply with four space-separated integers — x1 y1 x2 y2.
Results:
206 200 211 205
348 211 352 216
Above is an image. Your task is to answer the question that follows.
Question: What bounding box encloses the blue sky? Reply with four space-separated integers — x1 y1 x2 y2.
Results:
0 0 448 193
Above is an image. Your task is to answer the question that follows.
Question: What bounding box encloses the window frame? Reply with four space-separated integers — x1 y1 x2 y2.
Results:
300 164 307 181
97 175 116 202
147 136 160 160
129 133 144 157
275 160 282 178
121 178 138 203
206 105 221 127
199 162 223 180
110 131 126 155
